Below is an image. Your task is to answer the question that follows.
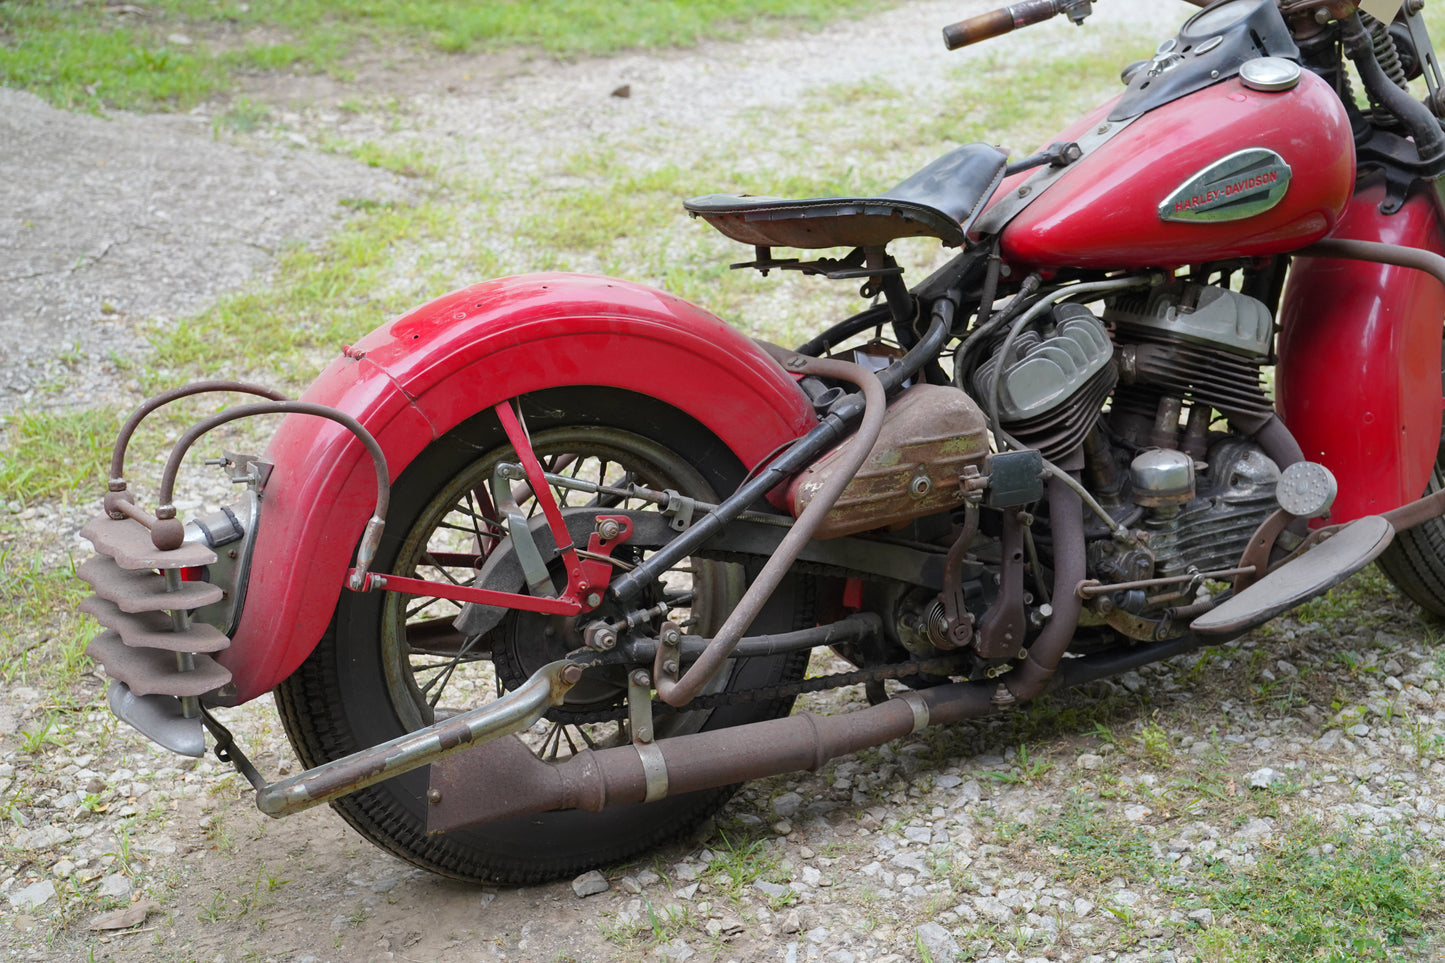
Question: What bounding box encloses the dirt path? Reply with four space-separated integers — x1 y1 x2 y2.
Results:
0 89 405 416
4 3 1444 962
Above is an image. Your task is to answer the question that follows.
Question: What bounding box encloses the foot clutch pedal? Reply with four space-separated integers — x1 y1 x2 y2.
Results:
1191 514 1393 638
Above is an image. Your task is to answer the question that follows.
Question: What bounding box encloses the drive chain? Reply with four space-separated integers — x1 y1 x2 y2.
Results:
543 652 977 725
683 652 974 710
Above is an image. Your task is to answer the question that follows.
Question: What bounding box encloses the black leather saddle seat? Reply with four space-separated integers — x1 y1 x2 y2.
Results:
684 143 1008 251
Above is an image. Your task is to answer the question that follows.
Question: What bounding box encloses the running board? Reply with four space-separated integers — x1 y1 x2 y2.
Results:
1191 514 1393 638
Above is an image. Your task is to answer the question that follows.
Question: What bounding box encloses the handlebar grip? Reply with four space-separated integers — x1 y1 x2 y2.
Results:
942 0 1062 51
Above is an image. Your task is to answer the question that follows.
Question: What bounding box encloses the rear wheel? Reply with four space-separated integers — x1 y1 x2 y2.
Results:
275 388 810 883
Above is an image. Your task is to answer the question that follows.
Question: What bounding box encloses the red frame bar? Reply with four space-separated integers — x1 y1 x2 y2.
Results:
349 569 581 616
493 400 591 596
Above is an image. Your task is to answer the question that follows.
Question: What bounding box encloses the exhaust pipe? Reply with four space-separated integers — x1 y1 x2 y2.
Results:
426 477 1087 834
426 680 998 834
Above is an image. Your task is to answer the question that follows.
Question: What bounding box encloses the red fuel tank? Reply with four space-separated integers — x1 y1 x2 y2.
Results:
998 69 1354 271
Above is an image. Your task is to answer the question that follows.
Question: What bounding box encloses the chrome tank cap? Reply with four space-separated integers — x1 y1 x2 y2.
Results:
1239 57 1301 92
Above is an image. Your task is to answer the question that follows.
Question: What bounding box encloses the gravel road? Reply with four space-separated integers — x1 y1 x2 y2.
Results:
4 2 1444 962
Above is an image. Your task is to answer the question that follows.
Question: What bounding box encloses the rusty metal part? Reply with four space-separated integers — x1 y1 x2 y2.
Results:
427 680 995 833
1380 485 1445 531
976 509 1028 660
85 632 231 697
1232 508 1294 594
108 381 288 495
255 660 581 817
80 512 230 707
611 295 954 608
1076 566 1254 599
571 640 968 725
582 612 884 683
1277 1 1361 24
79 596 229 652
627 670 655 745
787 384 988 539
939 505 980 649
151 401 391 561
78 556 223 611
80 515 217 571
653 352 888 708
1002 477 1086 702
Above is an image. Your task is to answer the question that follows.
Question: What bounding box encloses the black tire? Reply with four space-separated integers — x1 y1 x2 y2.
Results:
275 388 810 884
1378 461 1445 617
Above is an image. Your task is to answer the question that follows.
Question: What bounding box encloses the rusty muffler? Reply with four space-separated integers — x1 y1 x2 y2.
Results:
425 680 999 834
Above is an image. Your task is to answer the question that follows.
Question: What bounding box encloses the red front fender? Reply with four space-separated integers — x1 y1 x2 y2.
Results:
215 274 816 704
1277 183 1445 523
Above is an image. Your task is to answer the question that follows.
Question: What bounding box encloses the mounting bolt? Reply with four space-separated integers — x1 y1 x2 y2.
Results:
427 788 442 805
561 664 584 685
597 518 623 540
660 622 682 647
585 592 603 608
636 726 654 744
584 624 617 651
630 670 651 687
662 659 680 677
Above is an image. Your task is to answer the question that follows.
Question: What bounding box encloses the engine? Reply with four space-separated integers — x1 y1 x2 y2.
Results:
974 279 1283 641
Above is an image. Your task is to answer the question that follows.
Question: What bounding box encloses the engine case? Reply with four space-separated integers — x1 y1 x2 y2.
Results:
1142 440 1280 580
788 384 989 539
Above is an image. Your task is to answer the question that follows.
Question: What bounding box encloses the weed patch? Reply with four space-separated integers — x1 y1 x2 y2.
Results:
0 409 120 507
1200 826 1445 961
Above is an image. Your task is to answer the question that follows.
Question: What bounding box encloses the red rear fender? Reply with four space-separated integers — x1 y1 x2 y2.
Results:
216 274 816 704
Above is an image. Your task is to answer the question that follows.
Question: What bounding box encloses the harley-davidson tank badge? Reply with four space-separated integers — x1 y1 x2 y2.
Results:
1159 148 1292 223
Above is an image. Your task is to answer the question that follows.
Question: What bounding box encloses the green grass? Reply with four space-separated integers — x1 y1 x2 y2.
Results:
0 408 120 506
0 549 94 688
1003 792 1445 960
1028 792 1161 884
0 0 898 113
1201 826 1444 962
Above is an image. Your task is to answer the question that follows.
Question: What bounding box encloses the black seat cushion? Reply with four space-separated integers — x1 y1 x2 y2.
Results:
684 143 1007 250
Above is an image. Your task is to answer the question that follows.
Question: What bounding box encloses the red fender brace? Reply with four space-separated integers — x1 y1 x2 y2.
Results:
214 274 817 705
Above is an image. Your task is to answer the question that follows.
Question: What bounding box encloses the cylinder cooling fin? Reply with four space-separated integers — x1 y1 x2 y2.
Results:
1105 282 1275 431
973 303 1117 460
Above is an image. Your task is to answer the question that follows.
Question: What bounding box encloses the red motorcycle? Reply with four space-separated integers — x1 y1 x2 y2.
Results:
78 0 1445 884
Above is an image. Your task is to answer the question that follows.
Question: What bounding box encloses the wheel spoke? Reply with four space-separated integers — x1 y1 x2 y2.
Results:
414 633 485 707
420 552 466 587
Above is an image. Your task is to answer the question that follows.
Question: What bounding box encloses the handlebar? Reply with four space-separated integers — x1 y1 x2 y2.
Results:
943 0 1212 51
942 0 1066 50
